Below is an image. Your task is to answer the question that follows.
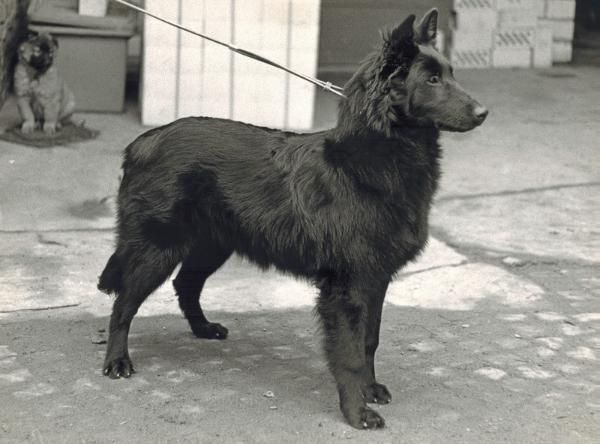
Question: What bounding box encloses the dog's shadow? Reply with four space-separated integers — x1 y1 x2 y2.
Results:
120 309 335 405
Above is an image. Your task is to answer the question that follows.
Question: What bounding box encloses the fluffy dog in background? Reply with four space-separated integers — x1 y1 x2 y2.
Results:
98 9 487 429
13 31 75 134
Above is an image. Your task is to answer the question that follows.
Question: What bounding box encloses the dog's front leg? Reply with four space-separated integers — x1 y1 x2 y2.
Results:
16 96 36 133
42 98 61 134
317 275 386 429
363 279 392 404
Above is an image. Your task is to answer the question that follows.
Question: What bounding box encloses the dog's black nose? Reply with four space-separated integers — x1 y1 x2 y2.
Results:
474 106 488 123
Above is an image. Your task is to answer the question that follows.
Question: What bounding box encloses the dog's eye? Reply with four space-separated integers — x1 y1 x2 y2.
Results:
428 75 441 85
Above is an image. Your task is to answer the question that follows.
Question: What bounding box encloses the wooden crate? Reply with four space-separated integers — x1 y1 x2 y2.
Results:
142 0 321 130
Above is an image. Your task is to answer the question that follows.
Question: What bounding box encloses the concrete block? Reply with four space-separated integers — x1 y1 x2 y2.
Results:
551 19 575 41
533 22 553 67
451 49 492 68
546 0 576 19
498 8 538 28
493 47 532 67
494 27 536 48
552 40 572 62
453 29 494 51
496 0 537 10
454 0 495 9
454 6 498 35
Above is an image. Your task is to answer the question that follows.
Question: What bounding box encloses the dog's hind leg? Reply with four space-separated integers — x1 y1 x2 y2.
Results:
363 280 392 405
173 240 232 339
103 246 181 379
317 274 386 429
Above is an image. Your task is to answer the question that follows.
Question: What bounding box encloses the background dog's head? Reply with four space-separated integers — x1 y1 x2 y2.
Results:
18 31 58 74
342 9 488 135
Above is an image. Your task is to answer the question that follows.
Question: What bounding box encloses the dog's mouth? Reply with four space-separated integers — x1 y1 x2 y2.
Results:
435 122 479 133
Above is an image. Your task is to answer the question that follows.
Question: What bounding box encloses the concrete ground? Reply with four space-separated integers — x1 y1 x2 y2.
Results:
0 67 599 443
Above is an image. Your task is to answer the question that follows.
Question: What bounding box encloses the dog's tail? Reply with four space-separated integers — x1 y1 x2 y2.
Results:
98 253 123 295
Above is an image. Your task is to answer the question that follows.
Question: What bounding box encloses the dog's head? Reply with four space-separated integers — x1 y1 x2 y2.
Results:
342 9 487 135
18 31 58 74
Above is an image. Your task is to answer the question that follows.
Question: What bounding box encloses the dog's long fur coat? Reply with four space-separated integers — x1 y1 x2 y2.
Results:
98 9 487 429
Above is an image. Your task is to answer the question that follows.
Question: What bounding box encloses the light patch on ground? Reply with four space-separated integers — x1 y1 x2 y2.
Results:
73 378 101 392
13 382 56 398
536 347 556 358
517 366 556 379
165 369 199 384
555 364 580 375
151 390 172 400
535 312 567 322
0 368 32 383
562 324 584 336
573 313 600 323
400 237 467 274
428 367 450 377
181 405 204 415
434 187 600 262
498 314 528 322
566 347 597 361
0 267 37 311
475 367 507 380
408 341 443 352
536 337 563 350
386 263 544 310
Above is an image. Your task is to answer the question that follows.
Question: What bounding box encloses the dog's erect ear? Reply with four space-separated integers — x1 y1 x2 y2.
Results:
380 15 418 79
415 8 438 45
51 35 59 48
388 14 416 50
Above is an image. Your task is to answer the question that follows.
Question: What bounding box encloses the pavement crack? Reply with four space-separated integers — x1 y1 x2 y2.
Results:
436 181 600 203
0 303 80 314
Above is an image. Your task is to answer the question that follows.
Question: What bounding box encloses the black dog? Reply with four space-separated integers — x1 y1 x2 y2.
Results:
98 9 487 429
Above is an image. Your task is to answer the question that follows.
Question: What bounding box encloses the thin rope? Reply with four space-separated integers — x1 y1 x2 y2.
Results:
112 0 346 98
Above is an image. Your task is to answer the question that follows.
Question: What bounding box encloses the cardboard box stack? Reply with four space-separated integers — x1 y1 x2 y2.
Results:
452 0 576 68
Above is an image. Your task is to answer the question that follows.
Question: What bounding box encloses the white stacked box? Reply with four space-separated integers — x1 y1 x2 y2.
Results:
141 1 179 125
545 0 576 19
492 27 535 67
451 0 496 68
493 0 536 67
452 0 574 68
497 0 538 28
537 0 576 62
286 0 321 130
533 19 553 67
142 0 321 129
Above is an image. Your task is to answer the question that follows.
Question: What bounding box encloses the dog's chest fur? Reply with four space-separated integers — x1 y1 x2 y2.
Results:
14 64 59 98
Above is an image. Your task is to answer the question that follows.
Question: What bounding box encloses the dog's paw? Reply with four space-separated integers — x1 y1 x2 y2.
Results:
103 357 135 379
21 120 35 134
43 122 57 134
364 382 392 404
346 407 386 429
191 322 228 340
